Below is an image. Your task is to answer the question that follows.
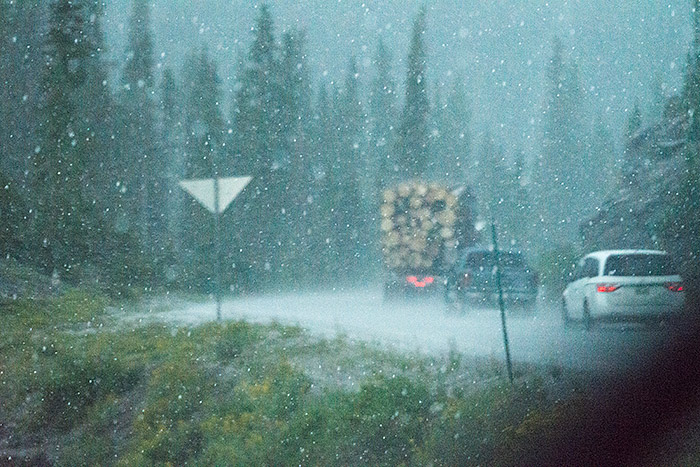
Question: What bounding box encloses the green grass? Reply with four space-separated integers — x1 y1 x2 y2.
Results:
0 289 615 466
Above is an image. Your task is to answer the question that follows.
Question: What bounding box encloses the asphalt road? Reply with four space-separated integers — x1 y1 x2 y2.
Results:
131 288 689 374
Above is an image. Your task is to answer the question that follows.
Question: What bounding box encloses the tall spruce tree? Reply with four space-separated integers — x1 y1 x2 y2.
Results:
396 7 430 179
232 4 289 286
626 101 642 138
430 75 471 185
77 1 114 216
334 56 367 275
273 28 315 285
620 102 643 187
308 84 336 278
369 38 397 188
1 1 45 196
158 68 185 259
501 150 531 250
35 0 94 277
120 0 159 250
442 74 471 185
181 48 225 289
534 37 587 248
234 3 279 174
476 131 502 219
590 115 618 198
429 84 445 181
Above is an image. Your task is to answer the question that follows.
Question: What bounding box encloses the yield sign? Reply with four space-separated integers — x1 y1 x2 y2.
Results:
179 176 252 214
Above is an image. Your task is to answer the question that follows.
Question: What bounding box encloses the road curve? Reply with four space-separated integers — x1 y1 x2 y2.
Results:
128 288 688 374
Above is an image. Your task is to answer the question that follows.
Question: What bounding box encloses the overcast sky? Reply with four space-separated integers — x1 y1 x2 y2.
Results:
104 0 694 158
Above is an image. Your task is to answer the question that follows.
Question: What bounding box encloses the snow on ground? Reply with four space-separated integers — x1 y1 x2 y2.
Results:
120 288 681 374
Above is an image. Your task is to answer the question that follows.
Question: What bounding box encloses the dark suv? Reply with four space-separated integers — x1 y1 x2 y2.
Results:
444 247 538 312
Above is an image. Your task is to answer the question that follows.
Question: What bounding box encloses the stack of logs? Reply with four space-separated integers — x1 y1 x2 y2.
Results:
380 181 458 271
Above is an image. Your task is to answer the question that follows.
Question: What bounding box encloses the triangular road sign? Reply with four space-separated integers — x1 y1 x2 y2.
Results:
179 176 252 214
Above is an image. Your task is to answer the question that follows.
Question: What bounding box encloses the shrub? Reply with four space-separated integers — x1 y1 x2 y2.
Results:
347 375 432 465
25 337 142 433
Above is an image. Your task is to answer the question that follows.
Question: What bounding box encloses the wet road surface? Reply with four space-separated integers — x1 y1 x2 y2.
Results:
129 288 690 374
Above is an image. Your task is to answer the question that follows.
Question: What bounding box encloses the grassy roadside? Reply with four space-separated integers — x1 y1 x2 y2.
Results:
0 289 689 465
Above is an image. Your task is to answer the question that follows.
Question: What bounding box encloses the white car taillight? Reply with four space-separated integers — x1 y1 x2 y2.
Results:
596 284 620 293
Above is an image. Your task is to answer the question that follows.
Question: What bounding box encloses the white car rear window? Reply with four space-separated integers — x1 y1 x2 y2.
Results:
604 254 676 277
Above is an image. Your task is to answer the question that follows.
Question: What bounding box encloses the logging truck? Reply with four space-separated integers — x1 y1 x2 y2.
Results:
380 181 477 300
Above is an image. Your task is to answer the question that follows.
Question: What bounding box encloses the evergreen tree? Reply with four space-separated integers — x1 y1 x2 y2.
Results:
308 83 335 278
119 0 160 250
158 68 185 259
279 29 311 147
232 4 289 286
76 1 115 217
181 48 225 288
590 115 618 198
429 84 445 180
475 131 503 220
626 101 642 138
395 7 430 179
431 75 471 185
501 150 531 250
620 101 643 187
533 37 588 248
0 171 28 260
278 28 314 285
476 134 529 250
333 56 367 276
234 3 280 174
443 74 471 184
369 38 398 189
649 72 666 123
0 1 45 196
34 0 94 277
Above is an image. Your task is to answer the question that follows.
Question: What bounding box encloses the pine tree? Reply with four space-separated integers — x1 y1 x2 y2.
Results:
369 38 398 189
620 101 644 188
476 131 502 220
308 83 335 278
626 101 642 138
232 4 289 286
333 56 367 276
501 150 531 250
279 29 311 147
395 7 430 179
431 75 471 185
443 74 471 184
0 1 10 176
234 3 280 174
0 170 27 260
0 1 45 196
159 68 185 259
429 84 445 180
277 28 314 285
533 37 587 249
649 72 666 123
76 1 114 218
590 115 618 198
119 0 159 250
35 0 94 277
181 48 226 288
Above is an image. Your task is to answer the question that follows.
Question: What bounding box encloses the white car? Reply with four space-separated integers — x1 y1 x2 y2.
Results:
562 250 685 328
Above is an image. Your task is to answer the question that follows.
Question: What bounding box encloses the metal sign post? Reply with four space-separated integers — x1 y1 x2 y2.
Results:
180 176 252 321
213 175 222 320
492 221 514 383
